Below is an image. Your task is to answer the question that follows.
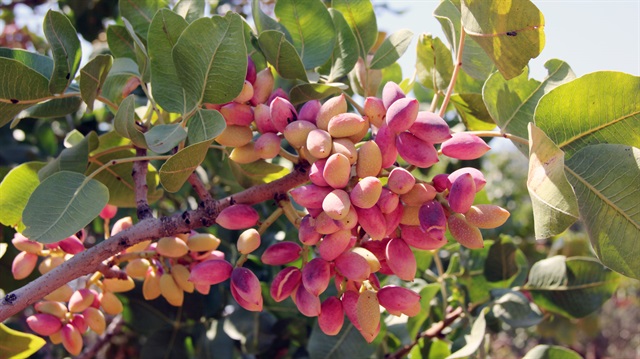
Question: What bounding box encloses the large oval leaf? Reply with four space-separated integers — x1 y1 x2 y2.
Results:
461 0 545 80
490 289 543 328
565 144 640 279
274 0 336 70
79 54 113 111
527 123 579 239
525 256 620 318
0 47 53 78
0 162 45 230
434 0 494 80
369 29 413 70
251 0 289 36
446 310 486 359
0 57 51 127
43 10 82 94
22 171 109 243
173 0 204 23
0 323 46 359
38 131 99 181
107 25 136 60
258 30 308 81
322 9 358 82
144 124 187 154
119 0 169 40
172 13 247 110
186 109 226 145
114 95 147 148
149 9 188 114
534 71 640 158
483 59 575 154
331 0 377 59
159 140 213 192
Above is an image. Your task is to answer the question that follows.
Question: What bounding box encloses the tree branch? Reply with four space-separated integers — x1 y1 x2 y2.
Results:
77 315 125 359
0 166 309 322
187 172 215 215
132 148 152 220
386 306 464 359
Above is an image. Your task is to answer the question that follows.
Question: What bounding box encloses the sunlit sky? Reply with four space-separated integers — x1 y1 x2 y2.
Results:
5 1 640 80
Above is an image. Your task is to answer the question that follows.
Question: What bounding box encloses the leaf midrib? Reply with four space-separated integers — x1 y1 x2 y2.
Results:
198 18 232 106
558 110 640 150
322 323 354 359
564 164 640 231
501 63 565 131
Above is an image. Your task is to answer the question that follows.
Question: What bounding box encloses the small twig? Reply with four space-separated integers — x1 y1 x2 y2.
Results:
386 307 464 359
187 172 216 215
279 148 299 164
438 31 466 118
97 95 119 112
77 315 125 359
96 263 128 280
133 148 152 220
433 250 449 314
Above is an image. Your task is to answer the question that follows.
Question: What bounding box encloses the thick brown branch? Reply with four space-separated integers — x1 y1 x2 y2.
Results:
132 148 152 220
386 306 464 359
0 167 309 322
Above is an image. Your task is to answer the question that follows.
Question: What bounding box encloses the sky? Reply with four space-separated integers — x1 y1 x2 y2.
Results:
377 0 640 79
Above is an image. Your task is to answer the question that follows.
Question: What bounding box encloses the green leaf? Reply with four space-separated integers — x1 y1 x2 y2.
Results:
22 171 109 243
274 0 336 70
229 160 290 188
378 63 402 96
527 123 579 239
18 96 82 119
107 25 136 60
490 289 542 328
0 323 46 359
525 256 620 318
0 48 53 78
369 29 413 70
0 162 46 230
407 283 440 338
114 95 147 148
173 14 247 110
461 0 545 80
308 322 379 359
415 34 453 93
523 345 582 359
258 30 308 81
38 131 99 181
122 17 150 83
119 0 169 40
144 124 187 154
43 10 82 94
565 144 640 279
251 0 289 36
534 72 640 158
322 9 358 82
483 59 575 154
446 310 486 359
79 54 113 111
484 238 520 282
87 149 163 207
159 140 212 192
186 109 226 145
148 9 188 114
173 0 204 23
332 0 377 59
450 93 495 131
289 83 345 105
0 57 51 127
434 0 494 80
101 58 140 106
